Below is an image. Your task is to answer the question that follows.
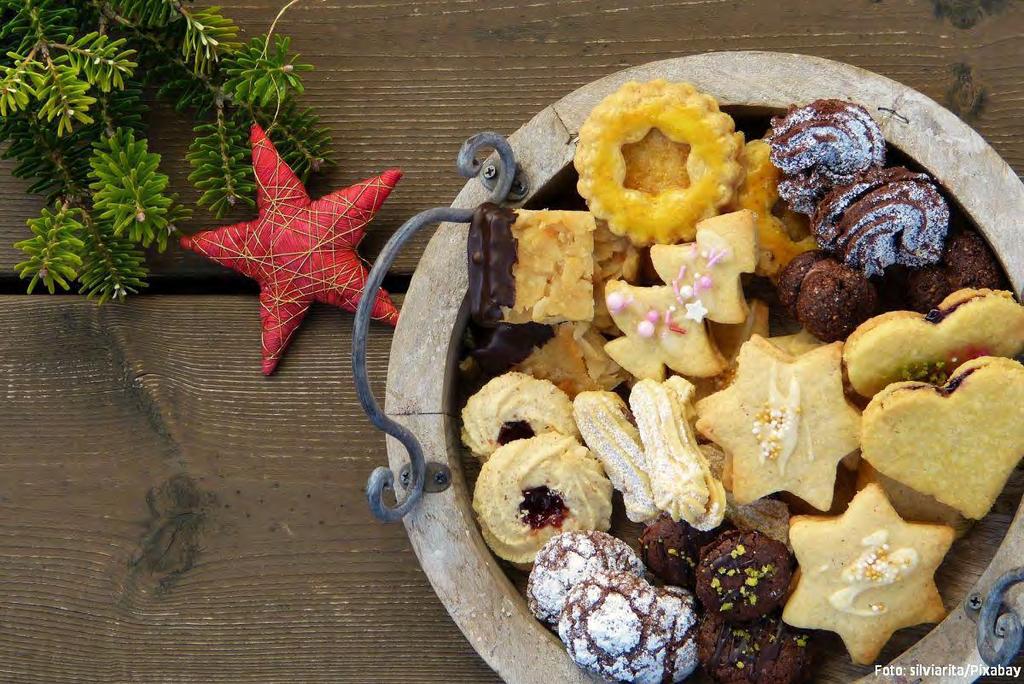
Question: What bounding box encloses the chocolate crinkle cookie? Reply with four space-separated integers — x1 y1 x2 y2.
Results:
558 571 699 683
697 612 813 684
811 167 950 278
777 250 878 342
695 530 793 623
527 530 644 625
906 230 1005 312
640 513 731 589
768 99 886 215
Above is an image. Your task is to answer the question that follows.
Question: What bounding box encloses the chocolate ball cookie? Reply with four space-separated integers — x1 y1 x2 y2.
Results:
558 571 699 683
697 612 813 684
640 513 731 589
906 230 1004 312
777 251 878 342
527 530 644 625
695 530 793 622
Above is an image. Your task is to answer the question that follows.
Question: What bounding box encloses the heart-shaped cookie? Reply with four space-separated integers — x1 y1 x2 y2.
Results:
861 356 1024 519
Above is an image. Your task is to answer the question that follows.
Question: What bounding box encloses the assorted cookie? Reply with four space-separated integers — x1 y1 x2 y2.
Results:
843 287 1024 397
783 484 953 665
455 82 1020 680
472 433 612 564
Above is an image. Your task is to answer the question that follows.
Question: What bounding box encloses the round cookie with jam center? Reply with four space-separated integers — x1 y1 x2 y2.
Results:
697 612 813 684
695 529 793 622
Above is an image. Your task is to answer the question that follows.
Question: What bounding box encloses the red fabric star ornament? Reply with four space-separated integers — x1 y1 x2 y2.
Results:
181 124 401 374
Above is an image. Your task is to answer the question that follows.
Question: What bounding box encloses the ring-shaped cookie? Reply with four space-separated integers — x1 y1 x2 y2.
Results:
575 80 745 246
461 371 579 461
734 139 817 276
473 433 613 565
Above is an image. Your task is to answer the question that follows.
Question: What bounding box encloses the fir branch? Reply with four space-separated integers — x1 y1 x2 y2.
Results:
253 101 332 181
51 31 137 91
31 49 97 136
77 209 147 303
187 101 254 217
106 0 182 28
0 111 92 199
89 127 174 249
179 5 239 75
0 48 41 116
14 203 85 294
223 35 311 109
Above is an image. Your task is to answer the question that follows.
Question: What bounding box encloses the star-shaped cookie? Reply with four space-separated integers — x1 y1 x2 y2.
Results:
695 335 861 510
783 483 953 665
602 210 757 380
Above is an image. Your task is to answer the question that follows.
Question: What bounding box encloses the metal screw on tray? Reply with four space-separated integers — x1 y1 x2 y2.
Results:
352 132 526 523
965 567 1024 666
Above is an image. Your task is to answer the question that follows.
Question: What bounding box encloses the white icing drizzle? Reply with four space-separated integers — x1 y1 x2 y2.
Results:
751 364 801 473
827 529 919 617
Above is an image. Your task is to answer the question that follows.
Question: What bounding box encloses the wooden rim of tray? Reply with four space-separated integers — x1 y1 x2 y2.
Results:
383 52 1024 684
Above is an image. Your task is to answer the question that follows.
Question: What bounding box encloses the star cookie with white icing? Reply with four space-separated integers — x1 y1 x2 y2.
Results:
695 335 861 510
602 210 758 380
783 484 953 665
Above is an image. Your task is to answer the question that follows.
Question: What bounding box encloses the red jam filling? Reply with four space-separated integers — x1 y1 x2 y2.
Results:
518 486 568 530
497 420 535 445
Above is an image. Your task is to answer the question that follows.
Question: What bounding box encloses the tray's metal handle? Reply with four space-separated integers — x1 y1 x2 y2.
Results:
966 567 1024 666
352 132 524 522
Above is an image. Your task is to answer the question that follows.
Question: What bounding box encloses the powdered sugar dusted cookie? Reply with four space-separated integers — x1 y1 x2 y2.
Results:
768 99 886 215
843 288 1024 397
461 371 578 461
528 531 644 625
558 570 699 683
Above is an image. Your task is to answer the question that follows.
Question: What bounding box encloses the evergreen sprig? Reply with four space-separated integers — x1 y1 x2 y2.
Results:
0 0 333 300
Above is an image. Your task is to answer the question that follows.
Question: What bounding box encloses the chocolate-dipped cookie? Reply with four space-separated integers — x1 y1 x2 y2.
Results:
697 612 813 684
640 513 731 589
695 529 793 622
777 251 878 342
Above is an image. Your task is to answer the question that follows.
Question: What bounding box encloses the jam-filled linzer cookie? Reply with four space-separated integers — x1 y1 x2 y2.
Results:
696 335 861 511
843 287 1024 397
468 203 596 326
603 210 758 380
783 484 954 665
575 79 745 246
861 355 1024 520
472 433 612 565
460 371 578 461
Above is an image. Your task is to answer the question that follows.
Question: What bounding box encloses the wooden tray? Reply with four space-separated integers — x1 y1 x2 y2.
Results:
380 52 1024 683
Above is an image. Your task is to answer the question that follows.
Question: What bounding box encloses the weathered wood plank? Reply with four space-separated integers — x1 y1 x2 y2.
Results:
1 0 1023 281
0 294 497 683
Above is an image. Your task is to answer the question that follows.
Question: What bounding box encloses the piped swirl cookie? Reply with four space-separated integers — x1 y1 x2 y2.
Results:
812 167 950 277
575 80 745 245
473 433 612 565
461 371 579 461
768 99 886 215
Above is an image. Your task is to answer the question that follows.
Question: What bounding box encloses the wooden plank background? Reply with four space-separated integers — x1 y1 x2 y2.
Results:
0 0 1021 682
